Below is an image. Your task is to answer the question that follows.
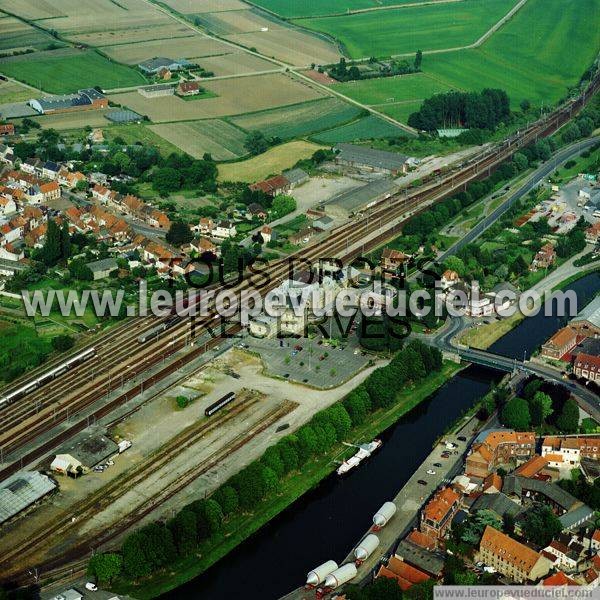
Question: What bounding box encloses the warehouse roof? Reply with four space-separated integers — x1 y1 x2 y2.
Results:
334 143 408 171
517 476 579 511
395 540 445 577
558 504 594 530
326 179 398 212
471 492 523 519
58 430 118 468
86 257 118 273
572 296 600 329
105 109 142 124
0 471 56 525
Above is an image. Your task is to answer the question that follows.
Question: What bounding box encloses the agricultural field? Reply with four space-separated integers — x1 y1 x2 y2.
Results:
0 15 63 53
148 120 248 160
0 80 33 104
218 140 325 182
229 98 362 140
0 49 146 94
69 23 193 48
377 101 424 124
110 73 324 121
101 36 232 65
200 8 340 65
421 0 600 108
165 0 248 12
333 73 454 105
192 52 276 76
298 0 518 58
249 0 426 18
23 110 112 131
311 114 405 143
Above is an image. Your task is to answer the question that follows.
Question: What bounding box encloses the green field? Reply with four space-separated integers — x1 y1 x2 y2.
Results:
0 49 146 93
298 0 517 58
333 73 453 104
250 0 427 18
312 114 405 143
103 123 181 157
229 98 363 140
422 0 600 108
378 101 424 124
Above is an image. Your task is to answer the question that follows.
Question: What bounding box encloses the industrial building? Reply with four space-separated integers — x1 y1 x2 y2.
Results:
0 471 56 525
28 89 108 115
52 430 119 475
334 143 408 175
85 257 119 280
325 179 398 214
138 57 189 75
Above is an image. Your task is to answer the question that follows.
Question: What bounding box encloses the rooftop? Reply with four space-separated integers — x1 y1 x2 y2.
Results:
480 526 541 572
58 430 118 468
0 471 56 525
334 143 408 171
571 295 600 329
326 178 398 212
85 257 118 273
395 540 445 576
472 492 523 519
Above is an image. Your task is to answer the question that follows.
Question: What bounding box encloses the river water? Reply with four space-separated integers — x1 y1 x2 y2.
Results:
163 271 599 600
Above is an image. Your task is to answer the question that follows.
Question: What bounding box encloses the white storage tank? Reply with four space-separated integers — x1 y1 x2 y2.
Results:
306 560 338 587
372 501 396 530
324 563 357 589
354 533 380 564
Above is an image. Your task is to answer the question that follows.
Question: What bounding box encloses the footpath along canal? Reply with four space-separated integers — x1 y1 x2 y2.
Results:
163 271 600 600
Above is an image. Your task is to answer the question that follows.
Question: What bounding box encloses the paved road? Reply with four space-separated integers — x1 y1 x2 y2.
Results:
437 136 600 263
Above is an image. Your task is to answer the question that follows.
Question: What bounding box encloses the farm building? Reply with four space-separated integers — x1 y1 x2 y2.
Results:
138 57 188 75
0 123 15 136
86 257 119 280
282 168 309 188
250 174 290 196
0 471 56 525
334 143 408 175
178 81 201 96
138 84 175 98
28 89 108 115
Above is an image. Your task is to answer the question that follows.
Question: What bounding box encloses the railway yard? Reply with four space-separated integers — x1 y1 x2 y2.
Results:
0 72 598 590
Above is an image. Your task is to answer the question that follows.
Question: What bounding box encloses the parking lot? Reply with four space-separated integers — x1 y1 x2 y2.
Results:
243 317 371 388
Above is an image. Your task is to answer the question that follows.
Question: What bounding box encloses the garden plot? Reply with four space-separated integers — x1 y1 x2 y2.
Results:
149 120 248 160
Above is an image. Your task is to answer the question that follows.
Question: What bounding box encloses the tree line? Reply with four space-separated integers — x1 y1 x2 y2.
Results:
87 340 443 584
408 89 510 131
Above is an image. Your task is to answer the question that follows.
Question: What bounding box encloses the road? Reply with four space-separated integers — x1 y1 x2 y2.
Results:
437 136 600 263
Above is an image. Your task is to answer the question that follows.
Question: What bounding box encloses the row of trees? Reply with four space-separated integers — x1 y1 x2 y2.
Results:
91 340 444 582
408 88 510 131
328 52 422 82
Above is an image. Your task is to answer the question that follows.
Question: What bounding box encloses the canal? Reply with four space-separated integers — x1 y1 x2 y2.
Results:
163 270 599 600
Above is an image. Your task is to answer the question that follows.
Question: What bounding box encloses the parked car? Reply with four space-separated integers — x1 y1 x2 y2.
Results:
433 462 442 467
417 480 427 486
457 436 467 441
426 469 436 475
85 583 98 591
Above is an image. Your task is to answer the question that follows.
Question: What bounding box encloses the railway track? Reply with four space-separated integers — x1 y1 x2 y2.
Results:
0 72 597 484
2 398 297 581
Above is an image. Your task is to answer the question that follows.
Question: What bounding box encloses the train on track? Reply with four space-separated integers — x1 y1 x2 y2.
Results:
205 391 236 417
137 316 181 344
0 347 96 408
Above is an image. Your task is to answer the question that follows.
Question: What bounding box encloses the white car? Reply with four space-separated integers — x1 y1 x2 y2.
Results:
426 469 436 475
85 582 98 591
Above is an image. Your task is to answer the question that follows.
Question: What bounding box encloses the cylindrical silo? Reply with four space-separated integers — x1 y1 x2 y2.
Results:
372 501 396 529
324 563 357 589
354 533 380 564
306 560 338 587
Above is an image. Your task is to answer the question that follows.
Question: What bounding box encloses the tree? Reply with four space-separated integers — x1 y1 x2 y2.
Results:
521 505 562 547
166 221 193 246
324 404 352 440
520 99 531 112
41 219 62 266
414 49 423 71
69 258 93 281
501 397 530 430
271 195 296 219
122 532 152 578
176 395 189 409
191 498 223 538
152 167 181 196
244 131 269 155
557 398 579 433
139 522 176 568
343 385 372 426
513 152 528 171
529 391 553 426
51 334 74 352
168 510 197 556
212 485 239 515
261 446 285 478
277 439 299 473
60 221 71 260
87 552 123 583
365 366 397 408
232 463 266 508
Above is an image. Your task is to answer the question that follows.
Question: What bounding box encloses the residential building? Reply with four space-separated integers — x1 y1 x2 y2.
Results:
313 215 334 231
541 571 579 586
586 222 600 244
196 217 214 235
440 269 460 289
42 161 61 180
478 526 553 582
177 81 201 96
213 220 236 239
334 143 408 176
0 143 14 165
20 158 42 175
466 430 535 478
381 247 410 271
515 455 552 479
543 540 579 572
541 327 578 359
260 225 273 243
39 181 60 201
247 202 268 220
573 353 600 382
376 556 431 591
530 243 556 271
290 226 318 245
282 168 309 189
419 486 460 545
542 436 600 466
0 123 15 136
138 57 186 74
0 196 17 216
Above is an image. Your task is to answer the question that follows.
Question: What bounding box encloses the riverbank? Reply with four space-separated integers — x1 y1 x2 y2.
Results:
111 361 463 599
